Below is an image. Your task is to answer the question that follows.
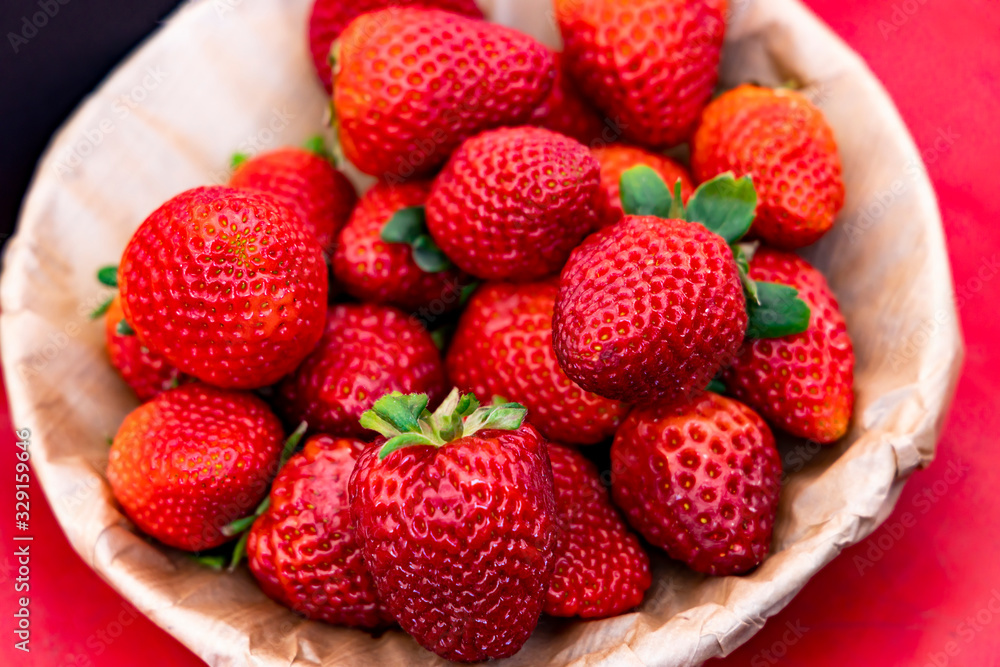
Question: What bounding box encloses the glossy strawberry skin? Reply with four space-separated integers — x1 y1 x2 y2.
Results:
275 304 446 438
229 147 357 252
334 8 555 178
556 0 725 148
611 393 782 575
247 435 393 629
530 51 608 147
119 186 328 390
591 144 694 230
332 180 470 314
446 281 629 445
348 425 558 662
107 384 285 552
545 443 651 618
308 0 483 94
723 248 854 442
553 216 747 404
691 85 845 249
105 294 186 402
426 126 600 281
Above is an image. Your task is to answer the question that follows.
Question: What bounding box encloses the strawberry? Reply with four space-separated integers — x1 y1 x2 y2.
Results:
555 0 725 148
229 145 357 252
722 247 854 443
246 434 393 629
349 391 558 661
333 8 555 178
426 126 600 281
446 281 629 445
591 144 694 230
332 180 470 314
545 443 651 618
119 186 328 390
275 304 446 438
691 84 845 249
530 51 608 146
307 0 483 94
107 384 285 552
611 392 782 575
553 215 746 403
104 294 186 402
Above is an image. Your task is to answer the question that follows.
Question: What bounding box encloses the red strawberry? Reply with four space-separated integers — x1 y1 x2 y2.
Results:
229 146 357 252
332 180 470 314
553 215 746 403
119 186 328 389
722 247 854 442
591 144 694 230
275 304 446 438
556 0 725 148
349 391 558 661
104 294 185 401
611 392 782 575
247 434 393 629
334 9 555 177
446 281 629 445
530 51 608 146
426 126 600 281
545 443 651 618
691 85 845 249
107 384 285 551
307 0 483 94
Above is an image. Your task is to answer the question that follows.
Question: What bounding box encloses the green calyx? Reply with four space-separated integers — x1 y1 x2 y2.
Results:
381 206 453 273
303 134 336 165
116 319 135 336
223 421 308 571
89 264 120 320
230 152 249 170
618 167 812 340
360 389 527 460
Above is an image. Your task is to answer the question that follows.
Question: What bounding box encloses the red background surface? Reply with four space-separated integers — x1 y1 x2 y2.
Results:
1 1 997 665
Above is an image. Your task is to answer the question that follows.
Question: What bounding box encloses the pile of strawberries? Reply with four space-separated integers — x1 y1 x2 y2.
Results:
95 0 855 662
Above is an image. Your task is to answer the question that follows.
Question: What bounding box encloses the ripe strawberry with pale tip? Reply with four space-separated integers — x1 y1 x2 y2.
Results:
530 51 608 146
691 84 846 249
246 434 394 629
556 0 726 148
333 8 555 177
228 143 357 252
103 294 186 402
107 384 286 552
591 143 694 230
611 392 782 576
545 443 651 618
426 126 600 281
119 186 328 390
446 280 629 445
349 390 558 662
308 0 483 94
722 247 854 443
332 180 471 314
275 303 446 438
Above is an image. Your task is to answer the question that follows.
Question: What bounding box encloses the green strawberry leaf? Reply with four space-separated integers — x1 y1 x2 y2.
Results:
619 166 674 218
668 180 685 220
230 152 249 170
378 433 438 460
302 134 332 162
746 282 812 339
381 206 426 245
411 235 452 273
116 319 135 336
732 244 760 305
229 532 250 571
460 282 479 305
707 378 727 394
97 265 118 288
89 295 114 320
188 554 227 571
278 421 308 469
685 173 757 244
